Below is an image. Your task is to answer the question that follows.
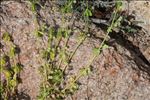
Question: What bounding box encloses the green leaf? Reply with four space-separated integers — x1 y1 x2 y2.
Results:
3 70 13 79
63 29 70 38
79 67 91 76
92 47 100 55
71 83 78 90
36 31 44 37
0 57 6 67
102 44 109 49
2 32 11 42
10 79 18 87
61 0 73 13
84 8 92 17
107 27 112 33
9 46 16 58
50 49 55 61
113 16 122 28
116 0 122 11
12 64 22 73
50 69 63 84
68 82 78 93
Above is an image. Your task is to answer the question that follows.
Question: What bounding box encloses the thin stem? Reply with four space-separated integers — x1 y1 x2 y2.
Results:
63 36 86 72
98 10 117 51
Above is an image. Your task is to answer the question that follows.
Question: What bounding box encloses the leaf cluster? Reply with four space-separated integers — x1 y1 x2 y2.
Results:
0 32 22 99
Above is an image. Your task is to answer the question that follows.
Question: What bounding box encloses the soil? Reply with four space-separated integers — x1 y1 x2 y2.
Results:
0 0 150 100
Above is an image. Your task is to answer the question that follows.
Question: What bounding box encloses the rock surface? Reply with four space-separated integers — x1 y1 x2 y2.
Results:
0 1 150 100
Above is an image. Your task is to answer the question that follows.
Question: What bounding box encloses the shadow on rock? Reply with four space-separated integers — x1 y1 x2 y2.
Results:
15 92 31 100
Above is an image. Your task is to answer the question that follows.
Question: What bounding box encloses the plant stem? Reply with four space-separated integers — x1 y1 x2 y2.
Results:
63 35 86 72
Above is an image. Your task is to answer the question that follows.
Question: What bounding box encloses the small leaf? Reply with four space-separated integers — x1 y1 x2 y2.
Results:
36 31 44 37
3 70 13 79
0 57 6 67
107 27 112 33
12 64 22 73
50 68 63 84
114 16 122 28
2 32 11 42
102 44 109 49
50 50 55 61
88 9 92 16
69 83 78 93
10 79 18 87
116 1 123 11
9 46 16 58
79 67 91 76
92 47 100 55
61 0 73 13
84 8 92 17
63 30 70 38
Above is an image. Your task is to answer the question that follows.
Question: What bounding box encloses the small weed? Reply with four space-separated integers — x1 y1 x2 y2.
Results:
30 0 143 99
0 0 145 99
0 32 22 99
61 0 74 13
35 1 92 98
34 0 124 99
37 26 82 99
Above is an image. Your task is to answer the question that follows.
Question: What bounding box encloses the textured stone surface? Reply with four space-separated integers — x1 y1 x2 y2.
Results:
1 1 41 99
128 1 150 35
0 1 150 100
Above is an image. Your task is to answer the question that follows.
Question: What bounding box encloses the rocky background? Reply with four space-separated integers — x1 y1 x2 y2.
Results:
0 0 150 100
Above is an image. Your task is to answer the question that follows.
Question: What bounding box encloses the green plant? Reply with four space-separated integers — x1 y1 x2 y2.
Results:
32 1 91 98
62 67 91 93
35 10 91 99
61 0 74 13
37 25 82 99
77 0 123 72
33 0 124 99
1 0 142 99
0 32 22 100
